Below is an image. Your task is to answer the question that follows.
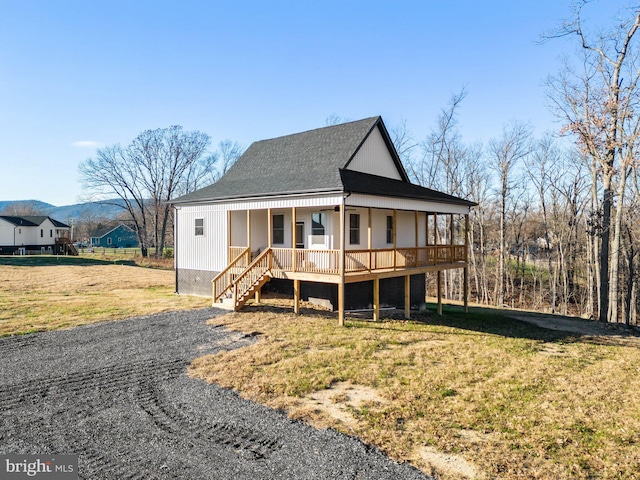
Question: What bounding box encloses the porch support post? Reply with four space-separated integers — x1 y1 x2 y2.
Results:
255 290 261 303
450 213 455 246
227 210 232 261
246 210 251 250
294 279 300 314
437 270 443 315
426 213 430 246
373 277 380 321
434 212 438 243
415 211 419 268
464 213 470 313
292 207 297 271
404 275 411 319
393 209 397 270
338 200 346 326
267 208 272 248
433 212 438 265
368 207 372 272
463 266 469 313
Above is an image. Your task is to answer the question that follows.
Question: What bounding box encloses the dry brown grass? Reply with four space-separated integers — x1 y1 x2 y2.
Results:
0 263 209 336
190 298 640 480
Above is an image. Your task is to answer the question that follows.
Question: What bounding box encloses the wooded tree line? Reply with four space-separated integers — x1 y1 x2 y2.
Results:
393 3 640 324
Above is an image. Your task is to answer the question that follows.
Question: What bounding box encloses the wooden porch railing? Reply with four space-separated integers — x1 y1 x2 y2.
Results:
228 245 466 278
213 246 251 302
232 248 273 309
229 246 249 262
346 245 466 273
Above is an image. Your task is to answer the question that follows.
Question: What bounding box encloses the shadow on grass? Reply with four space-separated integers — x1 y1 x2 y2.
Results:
0 255 136 267
408 304 579 343
395 304 640 347
224 296 640 346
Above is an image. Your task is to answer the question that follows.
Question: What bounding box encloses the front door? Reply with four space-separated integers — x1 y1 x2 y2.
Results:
310 212 329 249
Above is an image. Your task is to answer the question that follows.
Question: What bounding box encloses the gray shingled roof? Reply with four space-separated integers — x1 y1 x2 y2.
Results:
171 116 475 208
173 117 400 203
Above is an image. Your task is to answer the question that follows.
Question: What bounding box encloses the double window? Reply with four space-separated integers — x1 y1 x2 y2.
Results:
195 218 204 236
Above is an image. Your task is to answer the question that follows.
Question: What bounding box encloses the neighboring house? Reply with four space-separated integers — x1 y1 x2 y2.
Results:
171 116 476 323
0 215 76 255
90 224 139 248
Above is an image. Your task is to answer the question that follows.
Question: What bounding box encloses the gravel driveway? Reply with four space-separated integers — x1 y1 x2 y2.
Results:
0 309 430 479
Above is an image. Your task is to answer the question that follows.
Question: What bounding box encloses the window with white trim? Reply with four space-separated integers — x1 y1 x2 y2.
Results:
272 215 284 244
349 214 360 245
195 218 204 236
386 216 394 244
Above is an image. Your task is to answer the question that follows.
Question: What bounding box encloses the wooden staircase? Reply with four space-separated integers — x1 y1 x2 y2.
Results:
56 237 79 256
213 248 272 311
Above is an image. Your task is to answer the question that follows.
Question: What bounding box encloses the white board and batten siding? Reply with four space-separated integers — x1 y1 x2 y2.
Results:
175 193 345 272
346 126 403 180
0 218 14 246
175 205 228 272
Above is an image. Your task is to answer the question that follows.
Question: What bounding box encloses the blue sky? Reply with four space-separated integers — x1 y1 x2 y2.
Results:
0 0 630 206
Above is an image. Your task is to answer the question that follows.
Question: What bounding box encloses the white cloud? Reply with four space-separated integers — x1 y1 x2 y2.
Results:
71 140 102 148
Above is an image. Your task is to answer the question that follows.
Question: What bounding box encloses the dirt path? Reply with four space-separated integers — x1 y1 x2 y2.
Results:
0 308 430 480
505 311 640 347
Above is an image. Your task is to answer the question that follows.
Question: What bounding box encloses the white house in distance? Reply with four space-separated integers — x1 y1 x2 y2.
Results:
171 116 476 324
0 215 76 255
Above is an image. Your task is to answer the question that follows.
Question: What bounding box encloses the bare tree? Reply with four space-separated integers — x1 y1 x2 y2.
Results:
546 2 640 321
408 89 467 190
0 201 50 216
488 122 532 306
390 118 417 167
79 126 215 257
215 140 243 181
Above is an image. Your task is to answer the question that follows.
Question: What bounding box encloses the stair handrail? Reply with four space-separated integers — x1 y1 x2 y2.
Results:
232 247 272 307
213 246 251 302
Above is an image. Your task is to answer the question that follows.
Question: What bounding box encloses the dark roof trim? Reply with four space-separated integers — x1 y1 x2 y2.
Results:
0 215 71 228
340 169 477 207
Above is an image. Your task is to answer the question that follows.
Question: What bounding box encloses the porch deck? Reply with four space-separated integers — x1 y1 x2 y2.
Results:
224 244 466 283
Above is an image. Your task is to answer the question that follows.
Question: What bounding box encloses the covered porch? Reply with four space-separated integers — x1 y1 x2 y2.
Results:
214 203 470 324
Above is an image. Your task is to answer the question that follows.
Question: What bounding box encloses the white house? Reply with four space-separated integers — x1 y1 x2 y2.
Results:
0 215 75 255
171 116 476 324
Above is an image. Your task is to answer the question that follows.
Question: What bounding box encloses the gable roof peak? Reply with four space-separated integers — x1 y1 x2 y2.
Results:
262 116 382 145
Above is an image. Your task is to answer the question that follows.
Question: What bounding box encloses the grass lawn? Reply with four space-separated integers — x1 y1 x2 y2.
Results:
0 256 210 336
190 299 640 480
3 257 638 478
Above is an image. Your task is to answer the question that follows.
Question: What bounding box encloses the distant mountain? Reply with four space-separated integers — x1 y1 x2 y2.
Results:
0 200 55 213
0 199 127 222
50 200 127 222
